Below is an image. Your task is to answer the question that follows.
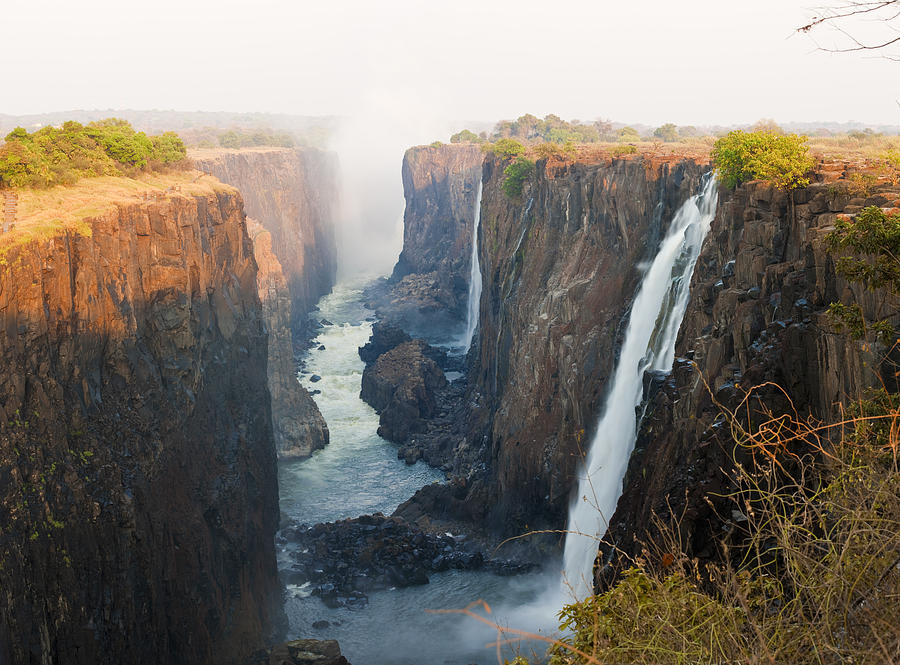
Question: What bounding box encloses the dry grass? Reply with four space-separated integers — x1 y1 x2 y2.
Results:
442 381 900 665
1 171 232 260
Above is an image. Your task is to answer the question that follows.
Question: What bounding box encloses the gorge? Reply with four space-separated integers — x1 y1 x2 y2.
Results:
2 125 899 665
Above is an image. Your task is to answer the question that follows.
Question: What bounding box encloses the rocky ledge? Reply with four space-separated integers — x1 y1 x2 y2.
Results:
245 639 349 665
278 514 533 609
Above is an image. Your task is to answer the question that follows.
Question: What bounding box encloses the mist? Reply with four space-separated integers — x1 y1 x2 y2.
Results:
328 91 456 280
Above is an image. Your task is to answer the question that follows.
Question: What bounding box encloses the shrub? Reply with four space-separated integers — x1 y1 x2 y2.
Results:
546 390 900 665
534 141 576 161
611 144 637 156
711 130 815 190
502 158 534 198
485 138 526 160
826 205 900 344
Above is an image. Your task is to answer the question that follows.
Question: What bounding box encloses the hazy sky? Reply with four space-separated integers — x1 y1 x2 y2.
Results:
4 0 899 127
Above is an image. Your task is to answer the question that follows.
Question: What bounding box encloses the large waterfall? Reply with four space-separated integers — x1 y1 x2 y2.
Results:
462 180 483 350
561 175 719 599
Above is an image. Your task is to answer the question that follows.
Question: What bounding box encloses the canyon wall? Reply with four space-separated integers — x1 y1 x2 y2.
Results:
599 169 900 585
249 219 328 459
396 153 707 538
192 147 338 323
371 144 482 328
193 148 337 459
0 181 280 664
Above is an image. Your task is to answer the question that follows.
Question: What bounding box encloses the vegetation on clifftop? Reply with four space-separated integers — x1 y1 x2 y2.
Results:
0 119 187 188
711 130 816 190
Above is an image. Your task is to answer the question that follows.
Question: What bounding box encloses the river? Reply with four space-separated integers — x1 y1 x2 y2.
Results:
278 279 557 665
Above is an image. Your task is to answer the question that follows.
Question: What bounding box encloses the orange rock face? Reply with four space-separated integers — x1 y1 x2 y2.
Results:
0 183 280 665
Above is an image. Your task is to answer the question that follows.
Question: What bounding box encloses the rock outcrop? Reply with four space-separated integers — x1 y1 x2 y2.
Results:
246 639 350 665
250 218 328 459
193 148 338 460
367 144 482 332
360 340 447 445
0 177 281 665
598 168 900 587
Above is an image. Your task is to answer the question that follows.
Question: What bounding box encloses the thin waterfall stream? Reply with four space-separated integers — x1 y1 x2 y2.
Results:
462 180 483 350
561 175 719 598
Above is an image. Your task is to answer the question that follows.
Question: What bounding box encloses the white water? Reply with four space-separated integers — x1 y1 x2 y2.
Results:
561 175 719 599
462 180 483 351
279 279 551 665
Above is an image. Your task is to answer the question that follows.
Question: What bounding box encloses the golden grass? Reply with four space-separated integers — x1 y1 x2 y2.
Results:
1 171 232 260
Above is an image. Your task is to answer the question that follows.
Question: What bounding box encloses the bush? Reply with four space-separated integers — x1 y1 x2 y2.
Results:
502 158 534 198
217 128 294 149
485 138 526 160
711 130 815 190
450 129 483 144
534 141 576 161
826 205 900 344
0 119 187 188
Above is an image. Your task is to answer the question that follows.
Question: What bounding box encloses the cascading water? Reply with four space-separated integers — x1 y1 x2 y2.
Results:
462 180 483 350
561 175 719 598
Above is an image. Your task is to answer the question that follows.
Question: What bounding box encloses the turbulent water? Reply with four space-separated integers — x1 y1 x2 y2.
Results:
561 175 719 598
462 181 483 351
279 282 442 525
279 279 550 665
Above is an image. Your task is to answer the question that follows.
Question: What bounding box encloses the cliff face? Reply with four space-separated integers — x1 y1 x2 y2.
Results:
0 179 280 665
249 218 329 459
373 144 482 326
192 148 337 459
465 155 708 533
599 171 900 585
192 148 338 324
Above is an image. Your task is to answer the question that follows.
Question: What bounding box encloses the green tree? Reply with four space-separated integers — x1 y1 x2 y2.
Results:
617 126 641 143
485 138 525 160
450 129 482 144
502 158 534 198
653 123 679 142
711 130 815 190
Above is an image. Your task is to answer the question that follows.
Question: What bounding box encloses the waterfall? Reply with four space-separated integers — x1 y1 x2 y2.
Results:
561 175 719 599
462 180 483 350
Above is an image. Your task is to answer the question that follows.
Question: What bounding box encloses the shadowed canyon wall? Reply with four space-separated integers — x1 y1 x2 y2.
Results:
392 147 709 538
193 148 338 459
371 144 482 328
249 218 328 459
466 154 708 534
0 183 280 664
192 148 338 323
599 169 900 586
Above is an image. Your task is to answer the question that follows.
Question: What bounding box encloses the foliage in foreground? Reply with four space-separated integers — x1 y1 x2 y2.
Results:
548 397 900 665
0 119 187 188
711 130 815 190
